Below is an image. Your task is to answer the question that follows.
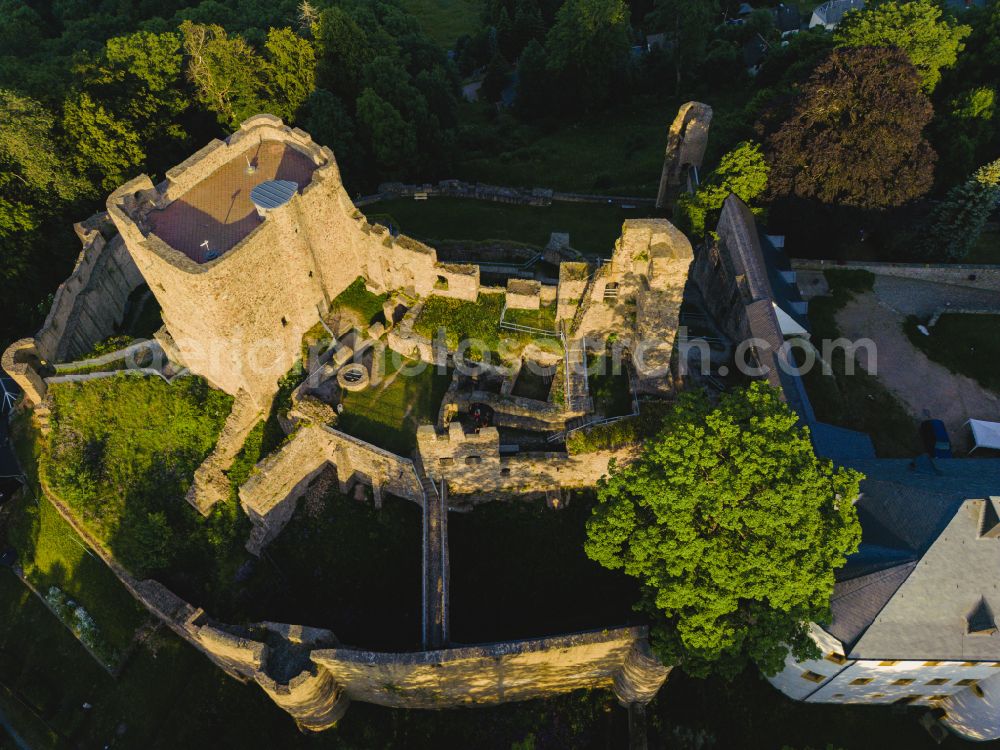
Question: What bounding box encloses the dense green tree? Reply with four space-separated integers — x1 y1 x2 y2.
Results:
678 141 770 238
62 92 145 193
833 0 969 93
0 91 83 239
515 38 550 117
482 51 512 103
314 6 372 100
585 383 862 678
544 0 630 110
648 0 719 94
180 20 263 128
355 87 417 173
301 89 358 168
768 47 935 210
96 31 186 123
920 158 1000 260
262 27 316 121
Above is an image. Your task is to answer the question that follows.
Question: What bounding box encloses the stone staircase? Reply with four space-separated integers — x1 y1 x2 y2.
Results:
563 342 592 414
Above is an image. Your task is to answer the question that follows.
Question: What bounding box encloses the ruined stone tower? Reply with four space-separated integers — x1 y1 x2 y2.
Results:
106 114 476 406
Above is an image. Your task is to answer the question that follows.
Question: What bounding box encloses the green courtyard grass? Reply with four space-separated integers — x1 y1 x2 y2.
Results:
332 276 389 326
364 197 650 257
399 0 481 48
453 95 682 197
962 229 1000 264
904 313 1000 395
239 489 423 650
414 293 562 361
6 412 147 666
414 292 506 351
799 270 921 457
41 375 234 577
337 356 452 455
502 301 558 332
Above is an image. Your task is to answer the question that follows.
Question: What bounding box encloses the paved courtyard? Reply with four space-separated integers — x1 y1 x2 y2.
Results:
833 283 1000 452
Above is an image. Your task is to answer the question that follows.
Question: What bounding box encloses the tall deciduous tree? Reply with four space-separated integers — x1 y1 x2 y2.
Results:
920 158 1000 260
678 141 770 238
355 87 417 173
62 92 145 193
262 27 316 122
585 383 862 678
648 0 718 94
180 21 262 128
544 0 630 110
767 47 936 210
834 0 969 93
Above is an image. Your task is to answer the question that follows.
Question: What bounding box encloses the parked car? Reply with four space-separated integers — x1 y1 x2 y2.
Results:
920 419 953 459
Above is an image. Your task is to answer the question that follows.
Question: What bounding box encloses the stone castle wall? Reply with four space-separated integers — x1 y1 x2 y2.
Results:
656 102 713 208
311 628 668 709
36 214 145 363
2 213 145 404
239 424 424 551
790 258 1000 293
416 423 636 496
106 115 480 406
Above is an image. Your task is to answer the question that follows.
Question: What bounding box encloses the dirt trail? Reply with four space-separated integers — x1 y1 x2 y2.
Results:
835 292 1000 452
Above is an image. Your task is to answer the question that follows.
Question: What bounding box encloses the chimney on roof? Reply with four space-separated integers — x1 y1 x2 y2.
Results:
980 498 1000 539
967 598 998 636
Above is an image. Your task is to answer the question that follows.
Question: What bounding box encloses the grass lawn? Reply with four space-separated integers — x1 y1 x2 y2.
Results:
800 271 921 457
447 494 641 642
503 301 558 332
364 196 650 257
453 95 681 197
962 228 1000 264
904 313 1000 395
414 293 562 361
337 356 452 455
240 489 423 650
400 0 481 48
415 292 505 350
6 413 147 666
331 276 389 326
42 376 232 577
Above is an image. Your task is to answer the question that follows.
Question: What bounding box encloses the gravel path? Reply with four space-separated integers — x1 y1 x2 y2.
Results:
871 276 1000 318
834 292 1000 452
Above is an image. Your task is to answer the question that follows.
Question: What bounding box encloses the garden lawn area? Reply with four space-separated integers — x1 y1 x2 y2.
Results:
399 0 481 48
414 292 505 351
414 293 562 361
41 375 234 577
963 229 1000 264
904 313 1000 395
337 356 452 455
588 356 633 418
331 276 389 326
6 494 146 668
447 494 641 642
453 95 681 197
6 412 147 664
799 270 921 457
364 197 650 257
240 489 423 650
503 301 558 332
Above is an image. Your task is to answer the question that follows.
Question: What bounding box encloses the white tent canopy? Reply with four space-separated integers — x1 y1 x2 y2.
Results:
966 419 1000 454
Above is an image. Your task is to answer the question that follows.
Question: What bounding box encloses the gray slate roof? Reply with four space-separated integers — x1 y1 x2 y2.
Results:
828 458 1000 659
